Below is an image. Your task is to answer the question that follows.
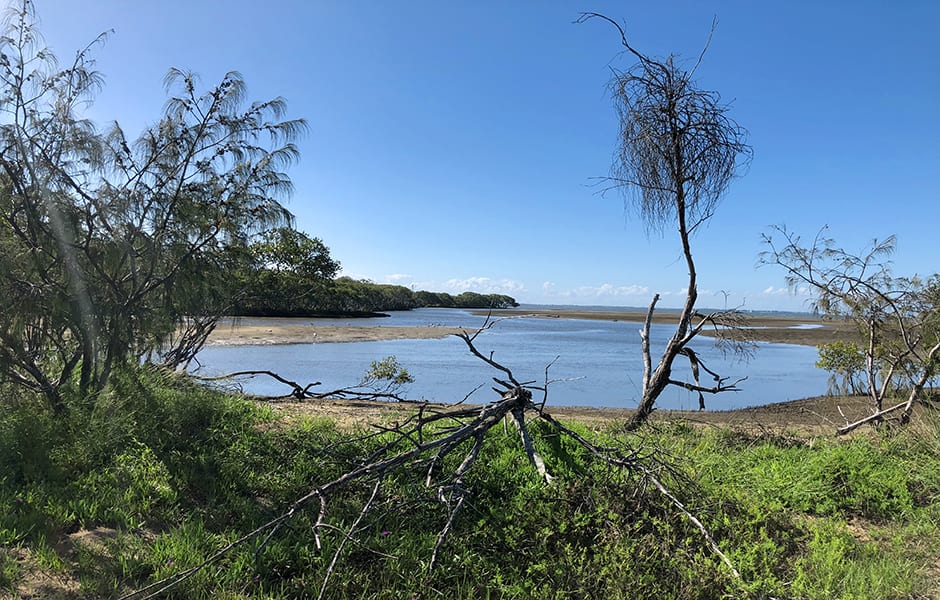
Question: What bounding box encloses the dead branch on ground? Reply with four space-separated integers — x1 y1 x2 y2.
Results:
191 354 415 402
123 322 740 599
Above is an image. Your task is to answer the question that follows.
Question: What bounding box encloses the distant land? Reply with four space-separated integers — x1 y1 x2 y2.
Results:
474 305 854 347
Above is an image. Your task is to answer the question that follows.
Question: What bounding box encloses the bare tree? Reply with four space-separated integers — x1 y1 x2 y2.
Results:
577 14 752 428
761 225 940 433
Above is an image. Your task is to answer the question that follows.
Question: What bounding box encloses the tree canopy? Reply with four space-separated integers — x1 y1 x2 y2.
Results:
0 1 304 412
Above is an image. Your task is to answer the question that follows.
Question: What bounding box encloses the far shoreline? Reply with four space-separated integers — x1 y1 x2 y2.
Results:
205 323 463 347
472 308 858 347
203 307 858 348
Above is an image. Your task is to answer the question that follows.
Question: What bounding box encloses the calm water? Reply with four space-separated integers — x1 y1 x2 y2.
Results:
195 308 829 411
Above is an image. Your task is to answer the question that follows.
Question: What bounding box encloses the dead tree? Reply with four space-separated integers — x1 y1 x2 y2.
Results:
122 322 740 599
761 225 940 433
577 14 752 428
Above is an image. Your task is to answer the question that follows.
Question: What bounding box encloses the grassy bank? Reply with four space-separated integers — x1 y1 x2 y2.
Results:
2 370 938 598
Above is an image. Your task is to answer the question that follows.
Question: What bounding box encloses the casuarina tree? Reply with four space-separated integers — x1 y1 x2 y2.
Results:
577 13 753 428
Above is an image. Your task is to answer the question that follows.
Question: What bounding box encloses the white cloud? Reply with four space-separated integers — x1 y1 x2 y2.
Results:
444 277 526 294
761 285 813 297
545 283 650 299
383 273 412 283
659 288 688 296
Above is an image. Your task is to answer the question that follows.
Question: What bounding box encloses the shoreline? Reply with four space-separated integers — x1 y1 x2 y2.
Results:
474 308 857 346
205 323 464 346
204 309 857 347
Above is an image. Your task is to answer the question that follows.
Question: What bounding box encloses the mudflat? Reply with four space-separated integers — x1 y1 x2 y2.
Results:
476 308 857 347
206 324 463 346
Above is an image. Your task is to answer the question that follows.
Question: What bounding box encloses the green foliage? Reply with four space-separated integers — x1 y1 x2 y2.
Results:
312 277 519 315
364 355 414 386
0 1 303 411
791 521 921 600
250 227 341 280
698 434 915 520
71 442 177 529
237 227 341 316
2 373 940 598
816 340 866 395
235 266 519 317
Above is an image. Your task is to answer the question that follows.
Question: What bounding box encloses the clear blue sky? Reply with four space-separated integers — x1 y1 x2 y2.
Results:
30 1 940 311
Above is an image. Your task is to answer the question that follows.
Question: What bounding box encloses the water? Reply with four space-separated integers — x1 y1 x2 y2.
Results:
196 308 828 410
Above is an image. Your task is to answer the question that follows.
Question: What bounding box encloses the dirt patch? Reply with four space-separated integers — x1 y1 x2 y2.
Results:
7 547 81 600
7 528 139 600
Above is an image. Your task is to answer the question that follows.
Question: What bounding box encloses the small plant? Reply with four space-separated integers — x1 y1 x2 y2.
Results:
308 355 415 401
816 340 866 396
72 442 178 529
363 355 414 388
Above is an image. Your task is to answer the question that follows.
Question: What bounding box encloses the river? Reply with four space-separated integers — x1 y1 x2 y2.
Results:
194 307 829 411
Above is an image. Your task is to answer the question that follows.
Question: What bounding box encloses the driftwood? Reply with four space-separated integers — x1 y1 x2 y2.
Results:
193 369 321 400
192 364 412 403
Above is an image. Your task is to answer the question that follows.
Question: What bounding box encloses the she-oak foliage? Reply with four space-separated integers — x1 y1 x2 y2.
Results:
0 1 305 413
577 13 752 428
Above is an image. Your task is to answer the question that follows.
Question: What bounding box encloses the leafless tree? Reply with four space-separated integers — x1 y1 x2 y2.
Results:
576 13 753 428
761 225 940 433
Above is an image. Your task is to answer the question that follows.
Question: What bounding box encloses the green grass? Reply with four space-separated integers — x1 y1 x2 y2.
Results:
1 368 939 598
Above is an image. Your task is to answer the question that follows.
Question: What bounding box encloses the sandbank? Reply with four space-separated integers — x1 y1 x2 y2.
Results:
204 309 857 348
205 324 463 346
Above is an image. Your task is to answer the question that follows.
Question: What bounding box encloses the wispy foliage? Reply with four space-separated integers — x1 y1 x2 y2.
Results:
0 1 305 412
761 225 940 429
576 13 752 428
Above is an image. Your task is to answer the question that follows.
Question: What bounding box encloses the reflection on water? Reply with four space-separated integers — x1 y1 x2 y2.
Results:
196 308 828 410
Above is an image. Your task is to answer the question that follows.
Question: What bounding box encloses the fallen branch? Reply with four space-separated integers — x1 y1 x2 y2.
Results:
193 369 320 400
836 398 917 435
125 322 741 598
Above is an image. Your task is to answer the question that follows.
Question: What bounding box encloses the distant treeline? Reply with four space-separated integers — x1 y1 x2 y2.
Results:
232 228 518 317
237 276 518 317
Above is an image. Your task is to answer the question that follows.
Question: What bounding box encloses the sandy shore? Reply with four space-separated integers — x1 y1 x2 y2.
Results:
205 323 464 346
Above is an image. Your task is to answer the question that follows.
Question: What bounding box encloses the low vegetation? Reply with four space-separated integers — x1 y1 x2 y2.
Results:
2 369 938 598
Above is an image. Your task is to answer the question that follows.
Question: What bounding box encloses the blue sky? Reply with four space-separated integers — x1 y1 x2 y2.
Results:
30 1 940 311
